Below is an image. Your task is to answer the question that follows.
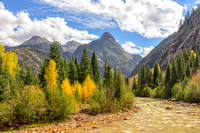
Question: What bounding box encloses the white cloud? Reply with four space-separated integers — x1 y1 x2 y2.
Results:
122 41 154 57
42 0 184 38
196 0 200 4
0 2 98 46
183 4 188 11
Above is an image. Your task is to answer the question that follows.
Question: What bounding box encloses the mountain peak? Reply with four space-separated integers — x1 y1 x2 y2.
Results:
101 32 115 40
30 36 42 40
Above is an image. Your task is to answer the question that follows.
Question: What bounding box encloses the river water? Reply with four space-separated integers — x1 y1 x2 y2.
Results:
69 97 200 133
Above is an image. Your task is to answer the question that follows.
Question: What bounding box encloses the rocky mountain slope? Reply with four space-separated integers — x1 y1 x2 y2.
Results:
129 33 175 77
6 32 142 76
160 7 200 70
74 32 142 76
130 6 200 77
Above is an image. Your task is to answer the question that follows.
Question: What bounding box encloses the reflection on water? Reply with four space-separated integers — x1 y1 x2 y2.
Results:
69 98 200 133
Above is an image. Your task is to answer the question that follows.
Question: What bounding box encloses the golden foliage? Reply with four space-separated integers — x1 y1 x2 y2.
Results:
72 81 82 94
3 50 18 78
61 78 72 95
44 60 58 90
80 75 96 102
0 44 5 56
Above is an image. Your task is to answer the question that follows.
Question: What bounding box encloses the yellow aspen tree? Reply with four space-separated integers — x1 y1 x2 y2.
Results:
72 81 82 94
61 77 72 95
0 44 5 56
81 75 96 102
3 50 18 78
44 60 58 90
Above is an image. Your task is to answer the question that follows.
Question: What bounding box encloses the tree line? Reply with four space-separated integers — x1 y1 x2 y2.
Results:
0 42 134 128
132 48 200 102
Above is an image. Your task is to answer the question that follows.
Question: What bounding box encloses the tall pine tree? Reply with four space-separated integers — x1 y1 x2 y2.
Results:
64 57 69 78
171 57 179 86
91 51 101 84
79 45 91 83
69 57 78 84
153 62 159 86
38 57 49 88
25 66 35 85
49 41 64 83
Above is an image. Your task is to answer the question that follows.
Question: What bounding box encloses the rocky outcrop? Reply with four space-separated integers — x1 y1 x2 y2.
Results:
160 8 200 69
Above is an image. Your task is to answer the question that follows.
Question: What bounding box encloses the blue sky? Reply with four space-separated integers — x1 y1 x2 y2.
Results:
0 0 199 56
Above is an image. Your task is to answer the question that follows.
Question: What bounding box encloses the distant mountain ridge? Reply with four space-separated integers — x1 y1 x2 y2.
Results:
5 32 142 76
74 32 142 76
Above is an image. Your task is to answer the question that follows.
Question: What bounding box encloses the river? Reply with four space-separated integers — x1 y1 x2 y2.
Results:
69 97 200 133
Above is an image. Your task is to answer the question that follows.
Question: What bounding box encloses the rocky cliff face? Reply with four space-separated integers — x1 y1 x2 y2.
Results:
74 32 142 77
62 41 82 53
160 7 200 69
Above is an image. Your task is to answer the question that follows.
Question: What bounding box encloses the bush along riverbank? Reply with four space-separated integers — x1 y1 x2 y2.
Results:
0 43 135 131
132 48 200 103
11 105 139 133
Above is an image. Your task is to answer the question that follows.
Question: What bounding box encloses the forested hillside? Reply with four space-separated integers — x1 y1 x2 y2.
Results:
0 42 134 129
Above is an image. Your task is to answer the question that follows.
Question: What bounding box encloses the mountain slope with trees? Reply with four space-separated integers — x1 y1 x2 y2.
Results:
74 32 142 77
129 33 176 77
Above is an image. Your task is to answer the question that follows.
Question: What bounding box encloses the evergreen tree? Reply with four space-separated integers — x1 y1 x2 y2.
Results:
91 51 101 84
69 57 78 84
25 66 35 85
0 74 8 102
0 58 8 101
190 53 194 68
177 52 186 81
195 54 199 70
146 66 152 87
19 64 26 84
49 41 64 83
139 65 146 88
75 57 79 78
165 63 172 88
103 59 108 85
114 65 117 84
64 57 69 78
115 71 125 100
171 57 179 86
153 62 159 86
104 64 114 99
125 77 129 85
186 62 192 79
132 76 137 91
38 57 49 88
79 45 91 83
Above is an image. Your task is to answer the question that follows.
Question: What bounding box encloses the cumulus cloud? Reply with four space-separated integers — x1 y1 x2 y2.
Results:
196 0 200 4
122 41 154 57
0 2 98 46
42 0 184 38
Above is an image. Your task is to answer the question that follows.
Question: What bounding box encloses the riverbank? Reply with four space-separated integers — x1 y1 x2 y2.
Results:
11 106 139 133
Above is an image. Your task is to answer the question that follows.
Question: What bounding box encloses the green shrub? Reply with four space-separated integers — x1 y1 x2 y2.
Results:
121 91 135 109
184 83 200 102
47 88 76 120
89 89 106 113
171 83 183 100
0 101 15 126
155 86 165 98
15 85 47 124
